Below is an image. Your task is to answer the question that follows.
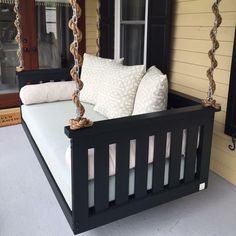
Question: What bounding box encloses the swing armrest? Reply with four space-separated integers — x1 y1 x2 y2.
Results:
65 89 219 142
65 104 215 143
169 89 221 112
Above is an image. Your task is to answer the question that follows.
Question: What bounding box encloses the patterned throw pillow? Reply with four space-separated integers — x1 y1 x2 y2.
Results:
80 54 124 105
94 64 146 119
132 66 168 115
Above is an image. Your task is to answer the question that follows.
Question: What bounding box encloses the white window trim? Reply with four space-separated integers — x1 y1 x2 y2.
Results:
144 0 149 65
114 0 149 65
114 0 121 60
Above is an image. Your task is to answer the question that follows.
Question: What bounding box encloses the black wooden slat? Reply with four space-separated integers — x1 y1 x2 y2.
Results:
169 129 183 188
197 119 214 184
94 145 109 212
135 136 149 198
71 138 88 226
184 127 199 183
152 132 167 193
115 140 130 205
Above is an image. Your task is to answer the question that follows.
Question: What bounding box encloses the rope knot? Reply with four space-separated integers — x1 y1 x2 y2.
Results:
202 98 221 110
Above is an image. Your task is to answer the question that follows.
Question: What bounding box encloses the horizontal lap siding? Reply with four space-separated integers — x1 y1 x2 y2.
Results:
171 0 236 185
86 0 98 55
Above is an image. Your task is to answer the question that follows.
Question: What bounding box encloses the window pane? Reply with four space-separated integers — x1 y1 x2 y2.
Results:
45 7 57 22
120 24 144 65
36 3 73 69
0 3 18 94
122 0 146 21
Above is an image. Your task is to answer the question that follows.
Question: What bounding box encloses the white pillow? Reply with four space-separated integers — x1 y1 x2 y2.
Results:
94 64 146 119
132 66 168 115
20 81 75 105
80 53 124 105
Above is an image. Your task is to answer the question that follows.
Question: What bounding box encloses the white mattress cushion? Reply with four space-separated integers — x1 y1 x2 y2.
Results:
20 81 75 105
133 66 168 115
80 53 124 105
94 64 146 118
22 100 192 209
21 101 107 209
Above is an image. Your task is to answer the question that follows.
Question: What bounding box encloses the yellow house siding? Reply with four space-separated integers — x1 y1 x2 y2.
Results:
85 0 98 55
171 0 236 184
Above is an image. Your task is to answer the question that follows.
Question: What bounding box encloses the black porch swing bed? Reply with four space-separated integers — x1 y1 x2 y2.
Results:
17 0 220 235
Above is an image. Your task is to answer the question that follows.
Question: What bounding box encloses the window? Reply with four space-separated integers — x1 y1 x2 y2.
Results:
45 7 57 38
114 0 149 65
0 3 18 95
100 0 172 74
36 2 74 69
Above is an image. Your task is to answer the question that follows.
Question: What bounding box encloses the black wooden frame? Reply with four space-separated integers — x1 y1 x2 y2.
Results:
17 0 218 233
18 69 218 235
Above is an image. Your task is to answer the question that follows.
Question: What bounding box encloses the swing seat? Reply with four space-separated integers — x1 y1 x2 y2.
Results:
21 98 191 209
18 69 219 234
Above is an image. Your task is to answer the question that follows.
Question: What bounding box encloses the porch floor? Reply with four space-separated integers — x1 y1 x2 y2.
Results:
0 125 236 236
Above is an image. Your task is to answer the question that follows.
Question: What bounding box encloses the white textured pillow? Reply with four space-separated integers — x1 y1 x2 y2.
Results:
94 64 146 119
20 81 75 105
80 53 124 105
132 66 168 115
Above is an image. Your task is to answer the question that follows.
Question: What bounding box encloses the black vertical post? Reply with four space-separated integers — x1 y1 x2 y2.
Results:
169 129 183 188
116 139 130 205
94 145 109 212
153 132 167 193
197 111 215 186
135 136 149 198
184 127 199 183
71 137 88 231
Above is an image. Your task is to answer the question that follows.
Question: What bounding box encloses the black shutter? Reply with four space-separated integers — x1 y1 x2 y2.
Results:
146 0 173 75
100 0 115 59
225 27 236 137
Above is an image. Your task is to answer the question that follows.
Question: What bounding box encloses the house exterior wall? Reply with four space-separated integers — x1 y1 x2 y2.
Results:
170 0 236 185
85 0 236 185
85 0 98 55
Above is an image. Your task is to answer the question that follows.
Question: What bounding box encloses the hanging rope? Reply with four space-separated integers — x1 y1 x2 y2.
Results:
202 0 222 109
96 0 101 56
68 0 93 130
14 0 24 72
